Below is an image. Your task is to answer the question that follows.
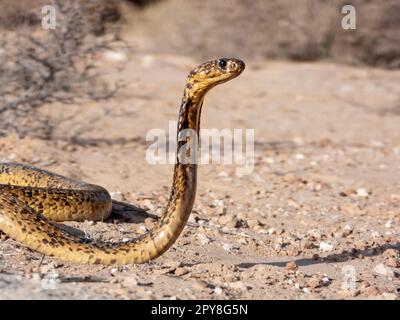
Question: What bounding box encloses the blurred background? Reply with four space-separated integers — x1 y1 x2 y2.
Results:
1 0 399 139
2 0 400 67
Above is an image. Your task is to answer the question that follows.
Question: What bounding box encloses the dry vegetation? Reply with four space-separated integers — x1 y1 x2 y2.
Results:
0 0 125 139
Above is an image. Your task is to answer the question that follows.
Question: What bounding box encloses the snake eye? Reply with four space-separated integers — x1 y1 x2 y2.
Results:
217 59 228 70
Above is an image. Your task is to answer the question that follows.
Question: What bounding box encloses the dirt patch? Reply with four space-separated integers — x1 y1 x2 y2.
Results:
0 53 399 299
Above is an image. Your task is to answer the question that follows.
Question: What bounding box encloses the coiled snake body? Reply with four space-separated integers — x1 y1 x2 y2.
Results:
0 58 245 265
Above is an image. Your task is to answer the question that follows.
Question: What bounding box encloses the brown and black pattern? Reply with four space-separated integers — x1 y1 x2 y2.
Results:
0 58 245 265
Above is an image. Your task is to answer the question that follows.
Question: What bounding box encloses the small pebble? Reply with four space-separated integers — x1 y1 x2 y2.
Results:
385 220 393 228
174 267 189 276
374 263 394 278
218 215 239 228
356 188 369 197
363 286 380 297
322 276 331 286
381 292 397 300
286 261 298 271
214 287 223 295
229 281 247 290
319 242 334 252
301 240 314 250
197 233 210 245
307 277 322 289
110 191 124 201
110 268 118 275
222 243 233 252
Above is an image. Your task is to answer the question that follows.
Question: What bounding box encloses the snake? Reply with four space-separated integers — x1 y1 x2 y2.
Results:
0 58 245 265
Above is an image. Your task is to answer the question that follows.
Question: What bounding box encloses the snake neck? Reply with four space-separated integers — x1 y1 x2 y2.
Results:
150 90 205 257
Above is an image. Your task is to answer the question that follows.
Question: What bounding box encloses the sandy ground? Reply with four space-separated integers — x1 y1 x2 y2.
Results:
0 52 399 299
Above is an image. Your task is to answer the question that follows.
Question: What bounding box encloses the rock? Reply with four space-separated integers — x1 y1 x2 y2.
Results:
212 199 225 207
222 243 233 252
322 276 331 286
286 261 298 271
383 249 400 268
264 157 275 164
218 215 239 228
363 286 380 297
229 281 248 290
338 289 360 298
381 292 397 300
143 199 156 211
319 242 334 252
175 267 190 276
282 174 302 183
144 217 156 230
110 191 124 201
121 276 138 287
353 240 367 250
385 257 399 268
301 240 314 250
356 188 369 197
287 199 300 208
163 259 182 270
197 233 210 245
339 204 364 215
217 206 227 215
247 219 260 228
218 171 229 177
214 287 223 295
110 268 118 275
371 231 380 238
103 50 128 62
192 280 209 290
40 273 60 291
307 277 322 289
340 225 354 237
374 263 394 278
385 220 393 228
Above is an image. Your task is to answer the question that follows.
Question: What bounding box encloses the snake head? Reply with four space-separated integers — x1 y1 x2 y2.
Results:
186 58 245 98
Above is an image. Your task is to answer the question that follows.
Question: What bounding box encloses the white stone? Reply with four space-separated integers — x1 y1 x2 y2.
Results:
385 220 393 228
103 50 128 62
264 157 275 164
374 263 394 278
197 233 210 245
222 243 232 252
356 188 369 197
319 242 334 252
214 287 223 295
110 268 118 274
110 191 124 201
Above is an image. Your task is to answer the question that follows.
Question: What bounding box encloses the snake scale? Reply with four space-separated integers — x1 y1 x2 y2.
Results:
0 58 245 265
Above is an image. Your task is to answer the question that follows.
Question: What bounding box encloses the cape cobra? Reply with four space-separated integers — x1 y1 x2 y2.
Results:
0 58 245 265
